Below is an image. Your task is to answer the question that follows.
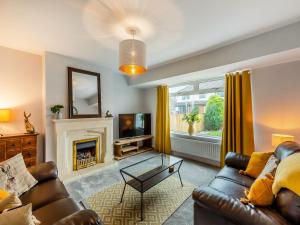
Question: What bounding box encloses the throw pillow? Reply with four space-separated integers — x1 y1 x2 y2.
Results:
0 203 40 225
0 154 37 196
257 155 279 179
0 189 9 200
273 152 300 196
0 193 22 212
240 173 274 207
239 152 273 178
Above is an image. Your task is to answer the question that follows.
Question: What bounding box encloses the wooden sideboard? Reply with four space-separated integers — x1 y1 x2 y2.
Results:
0 133 38 167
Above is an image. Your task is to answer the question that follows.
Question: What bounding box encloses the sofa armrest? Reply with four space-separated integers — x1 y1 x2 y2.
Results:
28 161 58 183
192 186 290 225
53 209 102 225
224 152 250 170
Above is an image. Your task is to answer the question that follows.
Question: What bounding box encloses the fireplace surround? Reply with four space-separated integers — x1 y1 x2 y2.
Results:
52 118 114 181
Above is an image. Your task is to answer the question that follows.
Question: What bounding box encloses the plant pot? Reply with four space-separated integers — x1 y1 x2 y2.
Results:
188 124 195 136
56 112 63 119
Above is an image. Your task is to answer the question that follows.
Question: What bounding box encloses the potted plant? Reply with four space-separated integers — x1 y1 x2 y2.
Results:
182 107 201 136
50 105 64 119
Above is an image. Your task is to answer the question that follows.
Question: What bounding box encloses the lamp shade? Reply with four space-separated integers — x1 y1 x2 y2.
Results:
272 134 294 147
119 39 147 75
0 109 11 122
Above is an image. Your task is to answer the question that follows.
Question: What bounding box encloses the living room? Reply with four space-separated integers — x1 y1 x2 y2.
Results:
0 1 300 225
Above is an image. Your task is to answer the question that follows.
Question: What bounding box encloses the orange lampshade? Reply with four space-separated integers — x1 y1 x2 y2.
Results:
119 64 147 76
272 134 294 147
0 109 11 122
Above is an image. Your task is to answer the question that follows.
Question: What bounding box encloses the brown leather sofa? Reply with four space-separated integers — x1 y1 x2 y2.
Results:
19 161 103 225
193 141 300 225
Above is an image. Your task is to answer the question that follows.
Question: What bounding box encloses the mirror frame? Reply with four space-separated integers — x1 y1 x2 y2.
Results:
68 67 101 119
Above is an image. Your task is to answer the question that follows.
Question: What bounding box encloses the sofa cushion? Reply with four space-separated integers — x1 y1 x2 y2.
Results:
209 178 246 199
20 178 69 211
241 152 273 178
0 153 38 196
33 197 80 225
216 166 254 188
0 203 40 225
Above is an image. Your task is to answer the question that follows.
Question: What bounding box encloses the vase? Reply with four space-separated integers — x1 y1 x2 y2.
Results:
56 112 63 119
188 124 195 136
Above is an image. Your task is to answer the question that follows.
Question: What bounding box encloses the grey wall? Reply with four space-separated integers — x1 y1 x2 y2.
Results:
44 52 146 161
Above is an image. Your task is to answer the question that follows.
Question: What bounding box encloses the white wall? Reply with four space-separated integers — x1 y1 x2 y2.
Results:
0 46 44 162
44 52 146 161
252 60 300 151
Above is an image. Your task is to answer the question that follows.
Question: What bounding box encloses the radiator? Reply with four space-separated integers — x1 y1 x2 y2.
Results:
171 136 221 166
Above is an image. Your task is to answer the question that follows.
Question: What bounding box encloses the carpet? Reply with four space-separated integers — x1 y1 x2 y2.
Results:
85 177 195 225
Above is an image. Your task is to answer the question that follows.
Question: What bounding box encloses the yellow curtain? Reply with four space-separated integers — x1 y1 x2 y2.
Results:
155 85 171 154
220 70 255 166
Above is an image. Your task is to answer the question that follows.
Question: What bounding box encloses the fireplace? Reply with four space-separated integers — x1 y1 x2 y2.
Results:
73 138 99 171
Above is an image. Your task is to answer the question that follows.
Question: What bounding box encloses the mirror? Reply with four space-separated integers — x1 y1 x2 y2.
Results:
68 67 101 118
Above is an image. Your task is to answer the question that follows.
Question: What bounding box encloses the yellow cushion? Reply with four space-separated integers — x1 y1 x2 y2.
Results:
240 152 273 178
272 153 300 196
0 189 9 200
241 173 274 207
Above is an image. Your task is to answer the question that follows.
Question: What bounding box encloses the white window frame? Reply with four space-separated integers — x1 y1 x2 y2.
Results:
169 77 224 142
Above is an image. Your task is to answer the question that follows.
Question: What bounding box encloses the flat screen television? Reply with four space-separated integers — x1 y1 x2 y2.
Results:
119 113 151 138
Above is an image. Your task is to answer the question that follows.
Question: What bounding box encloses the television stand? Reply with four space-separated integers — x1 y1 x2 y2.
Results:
114 135 153 160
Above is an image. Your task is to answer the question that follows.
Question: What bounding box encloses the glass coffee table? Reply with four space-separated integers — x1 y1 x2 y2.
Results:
119 154 183 221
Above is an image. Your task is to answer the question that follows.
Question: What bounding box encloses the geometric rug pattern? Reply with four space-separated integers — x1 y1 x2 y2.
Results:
85 177 195 225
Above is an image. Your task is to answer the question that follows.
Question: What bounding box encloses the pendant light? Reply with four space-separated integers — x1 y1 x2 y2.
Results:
119 28 147 75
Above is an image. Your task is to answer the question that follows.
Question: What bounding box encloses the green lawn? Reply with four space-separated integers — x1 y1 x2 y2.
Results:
197 130 222 137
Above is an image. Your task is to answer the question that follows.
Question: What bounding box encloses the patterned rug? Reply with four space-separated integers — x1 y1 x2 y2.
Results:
85 177 195 225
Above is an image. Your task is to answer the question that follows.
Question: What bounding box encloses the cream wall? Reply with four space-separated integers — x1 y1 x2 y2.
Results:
252 60 300 151
44 52 146 162
0 46 44 162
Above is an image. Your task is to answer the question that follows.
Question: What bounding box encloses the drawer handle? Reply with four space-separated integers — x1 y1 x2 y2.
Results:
12 144 15 147
28 142 31 144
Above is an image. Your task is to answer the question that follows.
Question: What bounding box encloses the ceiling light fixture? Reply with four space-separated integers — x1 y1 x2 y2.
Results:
119 28 147 76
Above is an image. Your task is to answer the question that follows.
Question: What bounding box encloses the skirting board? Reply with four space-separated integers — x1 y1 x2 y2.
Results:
172 150 220 167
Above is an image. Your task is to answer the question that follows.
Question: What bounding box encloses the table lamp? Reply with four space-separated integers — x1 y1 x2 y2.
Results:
272 134 294 148
0 109 11 137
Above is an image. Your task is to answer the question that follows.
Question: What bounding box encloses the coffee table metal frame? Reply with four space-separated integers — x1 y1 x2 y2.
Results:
119 154 183 221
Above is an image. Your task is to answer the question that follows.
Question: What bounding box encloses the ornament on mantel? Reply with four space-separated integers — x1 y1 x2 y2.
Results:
105 110 113 118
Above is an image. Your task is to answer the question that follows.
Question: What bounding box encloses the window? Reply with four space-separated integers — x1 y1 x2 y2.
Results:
169 78 224 139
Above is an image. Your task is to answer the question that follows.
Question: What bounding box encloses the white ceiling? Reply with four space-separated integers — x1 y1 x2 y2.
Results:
1 0 300 72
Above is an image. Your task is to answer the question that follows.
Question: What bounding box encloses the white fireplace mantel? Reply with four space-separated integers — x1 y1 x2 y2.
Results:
52 117 115 181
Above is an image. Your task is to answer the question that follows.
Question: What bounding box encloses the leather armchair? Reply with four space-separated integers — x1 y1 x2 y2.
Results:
20 161 103 225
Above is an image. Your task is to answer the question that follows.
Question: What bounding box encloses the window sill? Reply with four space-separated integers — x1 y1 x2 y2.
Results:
170 132 221 144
